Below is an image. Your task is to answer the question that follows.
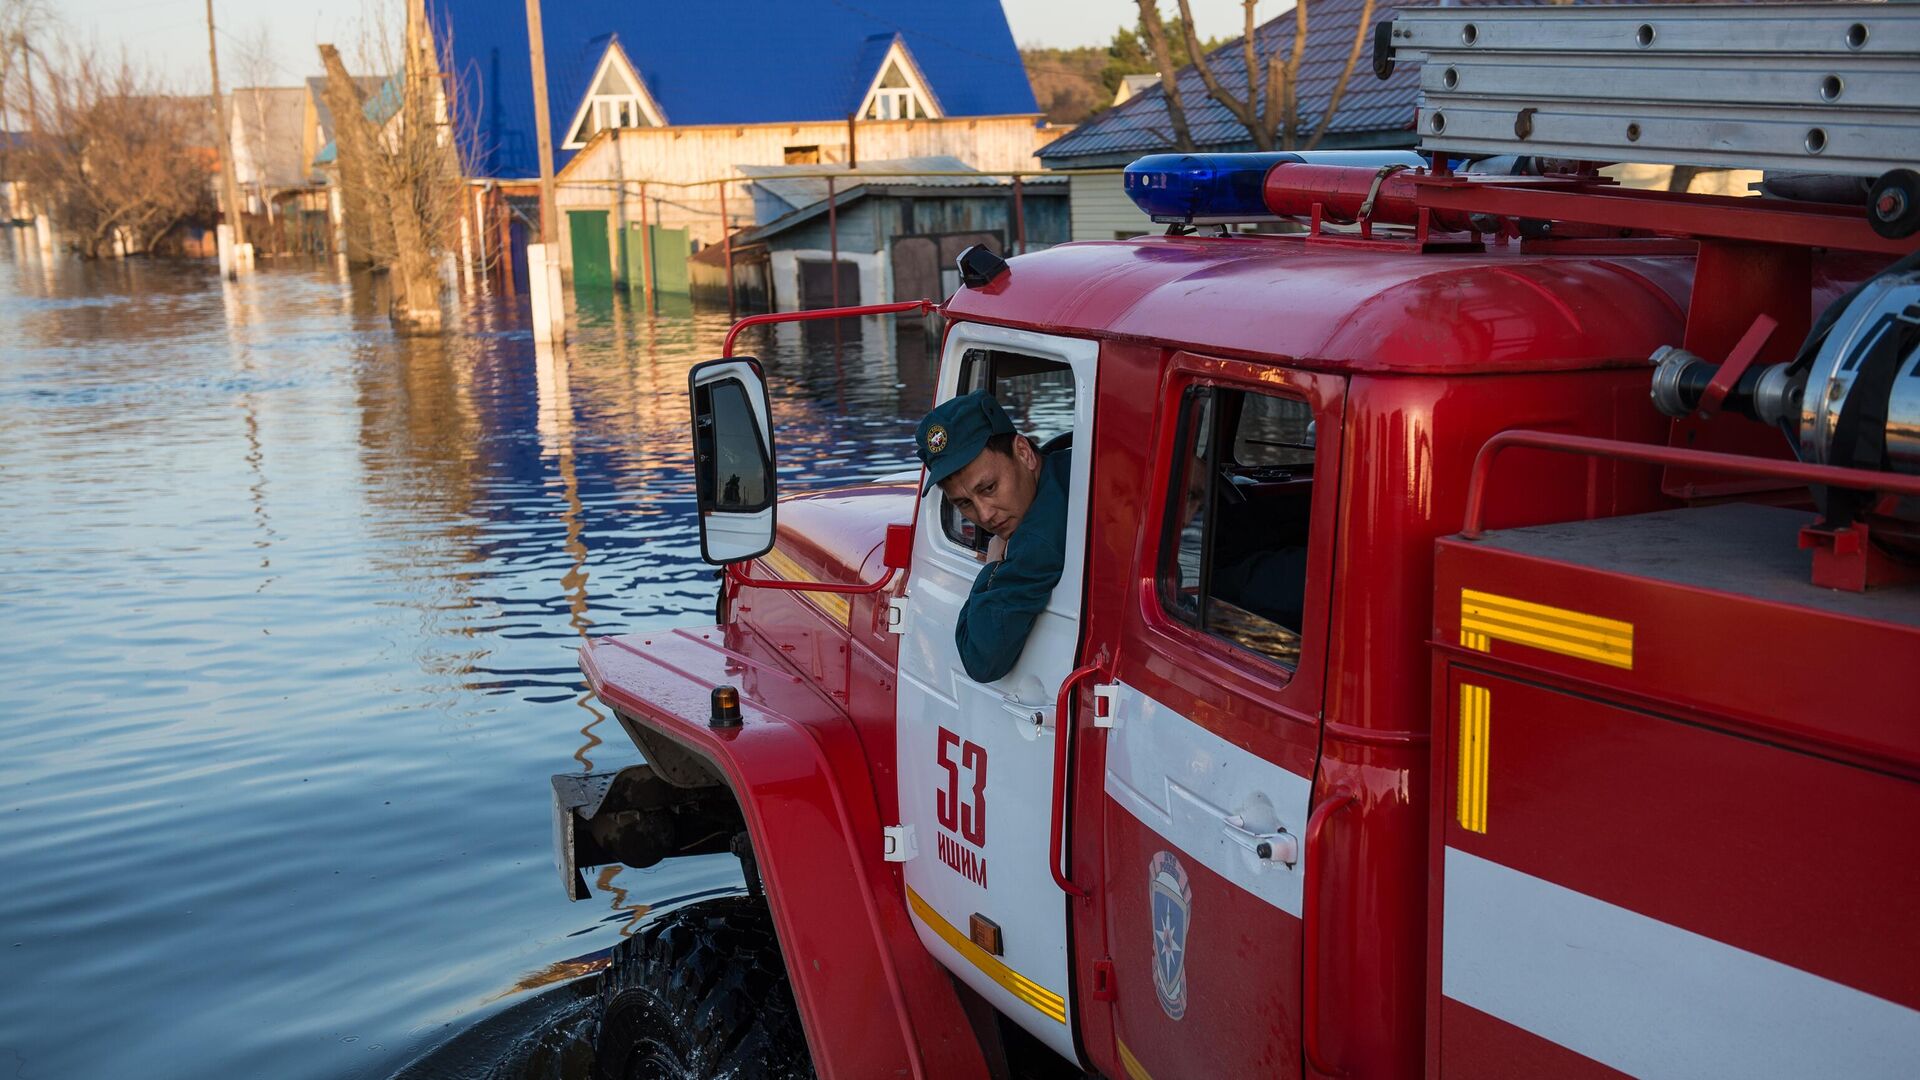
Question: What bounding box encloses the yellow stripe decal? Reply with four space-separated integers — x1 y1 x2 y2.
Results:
1116 1036 1155 1080
1460 629 1490 652
1461 589 1633 669
760 547 851 625
1458 683 1490 834
906 886 1067 1024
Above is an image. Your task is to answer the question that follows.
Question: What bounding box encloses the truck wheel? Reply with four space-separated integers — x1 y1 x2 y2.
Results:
592 896 813 1080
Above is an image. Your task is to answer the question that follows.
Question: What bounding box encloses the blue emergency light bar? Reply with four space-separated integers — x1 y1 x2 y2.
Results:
1123 151 1429 225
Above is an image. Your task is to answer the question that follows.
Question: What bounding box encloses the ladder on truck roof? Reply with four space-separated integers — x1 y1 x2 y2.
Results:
1384 2 1920 179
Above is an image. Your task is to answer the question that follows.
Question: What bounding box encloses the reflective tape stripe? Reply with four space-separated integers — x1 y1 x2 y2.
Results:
1115 1037 1155 1080
1443 847 1920 1079
906 886 1066 1024
1460 588 1633 669
1457 684 1490 834
759 548 851 625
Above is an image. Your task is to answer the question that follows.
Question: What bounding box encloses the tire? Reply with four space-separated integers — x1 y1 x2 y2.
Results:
592 896 814 1080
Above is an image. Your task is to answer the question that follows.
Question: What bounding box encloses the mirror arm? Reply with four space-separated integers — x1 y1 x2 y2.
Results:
726 563 899 596
722 299 938 358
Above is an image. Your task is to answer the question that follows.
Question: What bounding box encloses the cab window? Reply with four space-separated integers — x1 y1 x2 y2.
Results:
940 348 1075 551
1158 385 1315 669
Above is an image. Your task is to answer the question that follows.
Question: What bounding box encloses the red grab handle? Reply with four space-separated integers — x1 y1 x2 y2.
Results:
1303 786 1356 1078
1049 662 1105 899
722 299 937 357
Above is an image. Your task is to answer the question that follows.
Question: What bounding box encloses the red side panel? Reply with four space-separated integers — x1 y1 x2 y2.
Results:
1427 510 1920 1079
581 626 989 1080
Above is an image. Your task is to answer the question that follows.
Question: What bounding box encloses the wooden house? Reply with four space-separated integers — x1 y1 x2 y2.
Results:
423 0 1058 288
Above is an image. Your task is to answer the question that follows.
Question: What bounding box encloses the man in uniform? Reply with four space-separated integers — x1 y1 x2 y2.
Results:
913 390 1071 683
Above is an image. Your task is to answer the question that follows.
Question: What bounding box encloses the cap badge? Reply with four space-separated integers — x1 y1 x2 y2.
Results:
927 425 948 454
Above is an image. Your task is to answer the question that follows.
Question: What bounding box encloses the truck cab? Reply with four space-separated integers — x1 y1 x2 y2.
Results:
555 6 1920 1079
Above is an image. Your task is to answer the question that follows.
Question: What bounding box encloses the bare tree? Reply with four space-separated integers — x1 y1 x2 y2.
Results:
1 0 55 204
319 0 477 332
17 41 214 256
1143 0 1376 153
1135 0 1195 151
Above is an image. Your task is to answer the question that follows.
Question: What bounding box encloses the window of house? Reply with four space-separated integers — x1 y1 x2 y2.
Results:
938 348 1077 551
1157 385 1317 669
563 47 661 148
784 145 821 165
860 54 935 121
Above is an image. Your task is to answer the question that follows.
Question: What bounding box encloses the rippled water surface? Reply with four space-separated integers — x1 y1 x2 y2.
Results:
0 240 936 1079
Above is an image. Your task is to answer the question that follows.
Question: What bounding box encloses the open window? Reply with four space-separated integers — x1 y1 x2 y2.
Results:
938 347 1077 552
1158 385 1317 669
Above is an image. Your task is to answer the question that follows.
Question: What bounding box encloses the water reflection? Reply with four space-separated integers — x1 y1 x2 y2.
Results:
0 231 932 1080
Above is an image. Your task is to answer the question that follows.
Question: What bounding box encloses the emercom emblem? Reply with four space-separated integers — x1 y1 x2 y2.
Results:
1150 850 1192 1020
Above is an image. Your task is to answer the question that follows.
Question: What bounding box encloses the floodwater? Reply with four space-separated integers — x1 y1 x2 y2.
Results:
0 238 937 1079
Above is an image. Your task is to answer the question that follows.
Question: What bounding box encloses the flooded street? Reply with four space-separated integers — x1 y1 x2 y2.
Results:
0 240 935 1078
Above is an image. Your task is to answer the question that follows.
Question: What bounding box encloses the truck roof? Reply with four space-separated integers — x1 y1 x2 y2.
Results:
945 235 1714 376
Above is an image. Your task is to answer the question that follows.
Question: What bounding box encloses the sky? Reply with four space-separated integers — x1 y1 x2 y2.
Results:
44 0 1271 90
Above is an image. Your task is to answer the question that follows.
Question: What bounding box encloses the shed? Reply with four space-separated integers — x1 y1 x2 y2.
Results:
737 158 1066 311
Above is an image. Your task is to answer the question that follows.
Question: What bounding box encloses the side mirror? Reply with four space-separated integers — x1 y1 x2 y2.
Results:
688 357 776 564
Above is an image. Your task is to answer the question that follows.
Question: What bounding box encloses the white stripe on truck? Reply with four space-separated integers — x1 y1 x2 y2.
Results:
1443 846 1920 1079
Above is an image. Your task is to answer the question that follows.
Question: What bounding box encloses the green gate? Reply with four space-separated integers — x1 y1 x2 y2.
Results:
622 223 690 296
567 210 612 290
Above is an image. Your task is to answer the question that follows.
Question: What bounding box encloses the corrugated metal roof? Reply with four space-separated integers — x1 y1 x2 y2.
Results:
429 0 1039 179
740 156 1062 243
1041 0 1424 164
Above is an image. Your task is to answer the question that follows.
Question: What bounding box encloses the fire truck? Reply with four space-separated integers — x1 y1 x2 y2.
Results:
550 5 1920 1078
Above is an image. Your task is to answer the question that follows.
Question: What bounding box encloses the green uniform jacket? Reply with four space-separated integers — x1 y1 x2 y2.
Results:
955 450 1071 683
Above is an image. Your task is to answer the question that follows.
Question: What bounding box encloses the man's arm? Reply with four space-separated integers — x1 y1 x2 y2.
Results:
954 529 1064 683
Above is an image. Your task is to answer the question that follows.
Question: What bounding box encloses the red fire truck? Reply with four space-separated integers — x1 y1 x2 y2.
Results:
550 5 1920 1078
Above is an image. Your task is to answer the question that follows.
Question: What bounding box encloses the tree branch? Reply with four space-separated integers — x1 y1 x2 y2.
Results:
1175 0 1269 150
1135 0 1196 152
1303 0 1372 151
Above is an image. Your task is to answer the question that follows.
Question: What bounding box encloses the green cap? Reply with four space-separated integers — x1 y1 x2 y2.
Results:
914 390 1016 495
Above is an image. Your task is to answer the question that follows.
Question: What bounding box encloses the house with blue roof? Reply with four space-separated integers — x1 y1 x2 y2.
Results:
419 0 1058 290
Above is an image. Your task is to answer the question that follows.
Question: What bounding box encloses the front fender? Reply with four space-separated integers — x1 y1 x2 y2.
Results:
580 625 989 1080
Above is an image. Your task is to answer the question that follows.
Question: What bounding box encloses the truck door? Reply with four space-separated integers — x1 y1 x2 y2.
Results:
895 323 1096 1063
1099 356 1345 1080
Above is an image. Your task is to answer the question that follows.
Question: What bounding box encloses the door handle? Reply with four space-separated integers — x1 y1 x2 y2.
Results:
1222 815 1298 867
1000 692 1051 732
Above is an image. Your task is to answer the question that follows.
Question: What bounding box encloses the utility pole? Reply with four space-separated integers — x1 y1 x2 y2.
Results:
523 0 564 341
524 0 557 245
204 0 248 269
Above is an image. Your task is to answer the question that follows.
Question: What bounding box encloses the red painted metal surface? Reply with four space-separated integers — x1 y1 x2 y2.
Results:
1697 314 1776 416
1303 787 1356 1078
941 237 1696 377
1265 162 1477 232
1412 172 1919 257
1430 502 1920 1076
579 159 1920 1080
1461 430 1920 540
729 562 895 595
1048 661 1103 900
580 625 989 1080
722 299 938 358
